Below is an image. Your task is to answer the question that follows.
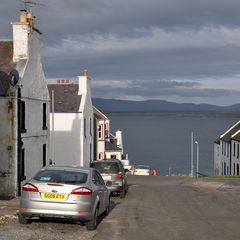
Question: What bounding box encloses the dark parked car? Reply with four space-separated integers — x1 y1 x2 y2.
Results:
18 165 110 230
90 159 128 198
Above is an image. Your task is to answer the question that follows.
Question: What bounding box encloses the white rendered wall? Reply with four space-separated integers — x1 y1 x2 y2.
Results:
0 97 18 197
116 130 123 151
231 140 240 175
50 113 82 166
214 143 221 175
220 140 230 175
79 76 93 167
14 25 50 181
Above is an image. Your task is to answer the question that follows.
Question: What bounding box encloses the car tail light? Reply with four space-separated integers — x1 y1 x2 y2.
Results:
20 208 28 211
79 211 89 214
22 183 39 192
71 187 92 195
117 172 124 179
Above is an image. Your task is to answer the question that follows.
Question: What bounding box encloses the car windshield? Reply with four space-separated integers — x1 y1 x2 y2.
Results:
136 165 150 170
91 162 120 174
33 170 88 184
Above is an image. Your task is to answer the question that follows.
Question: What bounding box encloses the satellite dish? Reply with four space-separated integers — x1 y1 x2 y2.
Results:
9 69 19 86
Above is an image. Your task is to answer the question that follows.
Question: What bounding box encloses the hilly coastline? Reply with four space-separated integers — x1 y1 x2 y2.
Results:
92 98 240 114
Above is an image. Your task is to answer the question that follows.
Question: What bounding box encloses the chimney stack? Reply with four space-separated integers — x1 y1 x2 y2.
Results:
78 69 91 95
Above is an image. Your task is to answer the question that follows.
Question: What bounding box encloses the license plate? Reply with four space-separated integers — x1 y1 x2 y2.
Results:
102 175 111 181
41 193 68 200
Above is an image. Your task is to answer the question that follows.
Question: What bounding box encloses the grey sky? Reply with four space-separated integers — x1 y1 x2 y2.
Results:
1 0 240 105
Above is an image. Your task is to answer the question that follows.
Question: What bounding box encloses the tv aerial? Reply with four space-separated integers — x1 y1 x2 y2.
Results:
21 0 46 13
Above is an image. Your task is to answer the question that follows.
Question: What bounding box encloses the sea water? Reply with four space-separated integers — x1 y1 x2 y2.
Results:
108 113 239 176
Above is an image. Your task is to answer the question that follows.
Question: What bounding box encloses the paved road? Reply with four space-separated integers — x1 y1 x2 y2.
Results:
1 176 240 240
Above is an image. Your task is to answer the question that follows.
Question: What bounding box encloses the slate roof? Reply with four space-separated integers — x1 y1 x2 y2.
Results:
0 41 16 96
93 106 108 120
48 84 82 113
220 121 240 142
232 130 240 142
105 141 122 151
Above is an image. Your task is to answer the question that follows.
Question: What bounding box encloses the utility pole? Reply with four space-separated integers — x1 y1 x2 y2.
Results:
191 131 194 177
195 141 199 178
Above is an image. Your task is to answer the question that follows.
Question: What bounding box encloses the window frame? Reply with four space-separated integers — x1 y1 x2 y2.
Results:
42 102 47 130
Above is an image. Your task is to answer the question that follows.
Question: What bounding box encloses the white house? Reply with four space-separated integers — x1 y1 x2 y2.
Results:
214 120 240 176
93 106 110 160
0 10 50 198
214 138 221 175
47 69 93 167
105 131 124 160
231 130 240 175
93 107 129 163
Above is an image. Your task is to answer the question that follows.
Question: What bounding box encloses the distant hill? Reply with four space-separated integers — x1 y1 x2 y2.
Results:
92 98 240 113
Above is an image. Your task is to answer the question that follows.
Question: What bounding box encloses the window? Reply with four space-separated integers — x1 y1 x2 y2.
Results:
42 103 47 130
90 143 92 161
98 125 103 139
237 144 239 159
20 101 26 133
90 118 92 136
90 162 120 174
20 148 26 181
227 143 229 158
234 142 236 157
110 154 117 159
43 144 47 167
92 171 102 186
96 171 105 185
34 170 88 184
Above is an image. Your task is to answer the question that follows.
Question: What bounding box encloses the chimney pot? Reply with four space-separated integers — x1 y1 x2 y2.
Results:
27 12 33 27
83 68 89 76
33 16 37 28
19 9 27 23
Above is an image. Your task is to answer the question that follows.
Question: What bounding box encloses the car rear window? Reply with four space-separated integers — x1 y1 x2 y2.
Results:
136 165 150 170
91 162 120 174
34 170 88 184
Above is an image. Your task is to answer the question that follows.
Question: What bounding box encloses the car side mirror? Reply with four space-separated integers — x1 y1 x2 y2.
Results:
105 181 112 187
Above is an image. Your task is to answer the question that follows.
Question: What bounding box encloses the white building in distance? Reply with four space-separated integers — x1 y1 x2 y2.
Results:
214 121 240 176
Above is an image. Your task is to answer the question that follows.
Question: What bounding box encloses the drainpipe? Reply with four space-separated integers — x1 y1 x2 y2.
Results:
17 87 22 196
230 142 232 175
51 90 55 164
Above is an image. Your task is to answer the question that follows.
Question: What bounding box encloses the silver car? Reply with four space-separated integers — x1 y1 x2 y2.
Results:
90 159 128 198
134 165 152 176
18 165 111 230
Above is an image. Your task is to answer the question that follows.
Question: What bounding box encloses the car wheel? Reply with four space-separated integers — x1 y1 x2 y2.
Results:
86 208 98 231
103 198 110 216
18 214 32 224
120 189 126 198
